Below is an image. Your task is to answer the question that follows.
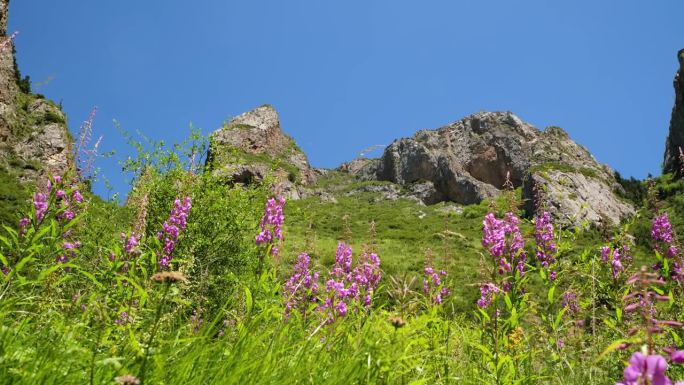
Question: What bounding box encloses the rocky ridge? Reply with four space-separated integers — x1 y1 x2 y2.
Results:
663 49 684 176
0 0 73 184
340 111 634 227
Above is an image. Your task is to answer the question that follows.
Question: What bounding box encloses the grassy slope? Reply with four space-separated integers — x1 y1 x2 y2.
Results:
280 170 682 313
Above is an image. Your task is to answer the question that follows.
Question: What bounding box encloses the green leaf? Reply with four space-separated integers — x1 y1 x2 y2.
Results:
245 286 253 314
504 293 513 310
547 285 556 304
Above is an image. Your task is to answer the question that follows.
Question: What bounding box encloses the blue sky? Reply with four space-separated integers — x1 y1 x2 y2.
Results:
9 1 684 199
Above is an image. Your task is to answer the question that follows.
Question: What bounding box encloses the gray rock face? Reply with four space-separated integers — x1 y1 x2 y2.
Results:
344 111 633 226
207 105 316 198
0 3 73 182
663 49 684 175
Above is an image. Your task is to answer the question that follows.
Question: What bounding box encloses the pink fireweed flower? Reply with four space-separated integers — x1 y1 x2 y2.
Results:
477 283 500 309
671 350 684 364
561 290 580 315
283 253 320 319
33 192 48 222
72 190 84 203
331 242 353 278
423 265 449 305
534 212 557 279
18 217 30 237
618 352 671 385
157 197 192 269
351 252 382 308
255 196 285 257
601 245 630 279
652 213 675 244
482 212 527 287
121 232 140 255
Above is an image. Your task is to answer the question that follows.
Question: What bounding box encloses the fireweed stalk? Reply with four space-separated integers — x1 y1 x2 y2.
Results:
650 213 683 283
157 197 192 269
478 211 527 302
476 210 532 385
601 244 633 280
283 253 320 320
534 211 558 282
423 265 449 305
615 267 684 385
255 196 285 274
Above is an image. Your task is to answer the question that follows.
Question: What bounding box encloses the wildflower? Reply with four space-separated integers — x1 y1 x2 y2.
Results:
601 246 630 279
671 350 684 364
549 271 557 281
389 315 406 329
115 374 140 385
618 352 670 385
255 196 285 256
18 217 30 237
283 253 320 319
157 197 192 269
114 311 129 325
477 283 500 309
482 212 526 278
151 271 187 284
423 265 449 305
561 290 580 315
72 190 84 203
335 300 348 317
331 242 353 278
121 232 140 255
652 214 675 244
351 252 382 308
534 212 557 269
33 192 48 222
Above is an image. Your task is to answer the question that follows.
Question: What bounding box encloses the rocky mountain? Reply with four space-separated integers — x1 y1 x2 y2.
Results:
206 105 317 199
341 111 634 227
0 0 74 224
663 49 684 176
0 0 72 184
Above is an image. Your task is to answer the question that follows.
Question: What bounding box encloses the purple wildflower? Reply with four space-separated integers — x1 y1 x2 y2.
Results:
423 265 449 305
283 253 320 319
534 212 557 268
482 212 526 279
477 283 500 309
652 214 675 244
33 192 48 222
617 352 670 385
561 290 580 315
158 197 192 269
255 196 285 257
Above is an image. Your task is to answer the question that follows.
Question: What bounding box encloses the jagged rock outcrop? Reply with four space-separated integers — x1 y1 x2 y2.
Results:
0 0 73 183
206 105 316 198
343 111 633 226
663 49 684 175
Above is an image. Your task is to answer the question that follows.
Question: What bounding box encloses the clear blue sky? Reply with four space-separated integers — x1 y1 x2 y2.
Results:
9 1 684 199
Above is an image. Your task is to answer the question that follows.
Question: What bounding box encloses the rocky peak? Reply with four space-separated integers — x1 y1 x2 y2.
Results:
663 49 684 175
206 105 316 198
344 111 633 227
